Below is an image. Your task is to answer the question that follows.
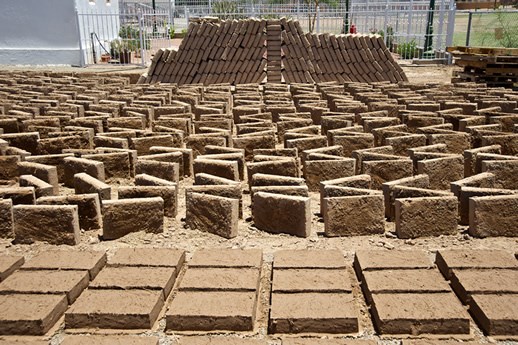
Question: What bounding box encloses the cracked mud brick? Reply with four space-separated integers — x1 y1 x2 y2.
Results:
60 335 159 345
188 249 263 268
435 249 518 279
450 269 518 303
272 268 352 293
166 291 257 331
180 267 260 291
21 250 107 280
370 293 470 335
0 294 68 335
89 266 178 298
469 294 518 335
108 247 185 269
0 254 24 281
0 269 89 304
65 289 164 329
269 292 358 334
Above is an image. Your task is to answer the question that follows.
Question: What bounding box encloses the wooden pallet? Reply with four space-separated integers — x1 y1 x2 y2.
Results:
447 46 518 57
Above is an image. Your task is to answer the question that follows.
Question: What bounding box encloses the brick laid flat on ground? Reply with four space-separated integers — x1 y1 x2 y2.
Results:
435 249 518 279
0 340 49 345
166 291 257 331
273 249 346 269
65 289 164 329
177 337 267 345
0 255 24 281
60 335 159 345
282 339 377 345
108 247 185 268
370 293 470 334
450 269 518 303
0 294 68 335
21 250 107 280
362 269 451 295
89 266 177 298
272 269 352 293
179 267 260 291
469 294 518 335
188 249 263 268
0 269 89 304
401 341 481 345
269 292 358 334
354 250 433 279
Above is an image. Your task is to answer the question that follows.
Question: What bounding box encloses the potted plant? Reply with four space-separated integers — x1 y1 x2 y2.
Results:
110 39 135 64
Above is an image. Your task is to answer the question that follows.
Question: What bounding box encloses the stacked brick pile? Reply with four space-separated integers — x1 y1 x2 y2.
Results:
280 19 407 83
143 18 267 85
142 17 406 85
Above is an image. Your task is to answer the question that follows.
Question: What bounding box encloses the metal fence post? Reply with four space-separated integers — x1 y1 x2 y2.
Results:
138 10 146 67
185 7 190 26
466 11 472 46
316 5 320 33
75 9 86 67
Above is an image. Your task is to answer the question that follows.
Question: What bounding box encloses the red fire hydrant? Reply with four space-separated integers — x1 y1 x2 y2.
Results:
349 25 357 34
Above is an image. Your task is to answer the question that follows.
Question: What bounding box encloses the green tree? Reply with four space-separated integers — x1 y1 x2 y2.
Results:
269 0 339 33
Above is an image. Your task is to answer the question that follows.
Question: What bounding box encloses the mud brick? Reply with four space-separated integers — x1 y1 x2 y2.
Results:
89 266 177 298
273 249 346 269
74 172 111 200
354 250 433 280
166 291 257 331
401 341 479 345
17 161 58 194
0 199 13 238
0 294 68 335
118 185 177 217
185 192 238 239
324 194 385 237
370 293 470 334
65 289 164 329
286 136 327 154
0 156 21 180
180 267 261 291
332 134 374 157
193 158 239 181
436 249 518 279
0 132 39 154
458 187 515 225
60 335 159 345
13 204 80 245
0 255 24 282
82 152 131 179
427 133 471 154
102 197 163 240
0 269 89 304
450 269 518 304
135 160 180 184
384 134 427 156
395 196 458 239
186 184 243 218
469 194 518 237
0 187 36 205
363 159 413 190
195 173 241 186
481 159 518 190
108 247 185 269
247 160 299 184
272 268 352 293
140 151 185 177
233 135 276 160
189 249 263 268
381 174 430 220
304 158 355 192
269 292 358 334
36 194 101 231
19 175 54 197
469 294 518 335
253 192 310 238
63 156 105 187
283 339 375 345
178 337 266 345
130 135 175 155
362 269 451 304
416 155 463 190
149 147 193 177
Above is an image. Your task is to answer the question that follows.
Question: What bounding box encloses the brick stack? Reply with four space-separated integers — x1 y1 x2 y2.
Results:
144 18 267 85
266 20 283 83
280 19 407 84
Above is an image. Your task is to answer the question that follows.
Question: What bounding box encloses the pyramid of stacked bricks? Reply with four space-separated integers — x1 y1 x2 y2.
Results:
145 18 268 85
142 17 407 85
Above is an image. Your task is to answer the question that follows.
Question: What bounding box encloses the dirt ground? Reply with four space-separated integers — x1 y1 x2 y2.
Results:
0 63 515 344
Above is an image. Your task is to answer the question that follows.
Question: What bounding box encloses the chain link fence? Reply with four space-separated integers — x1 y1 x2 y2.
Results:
453 10 518 48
